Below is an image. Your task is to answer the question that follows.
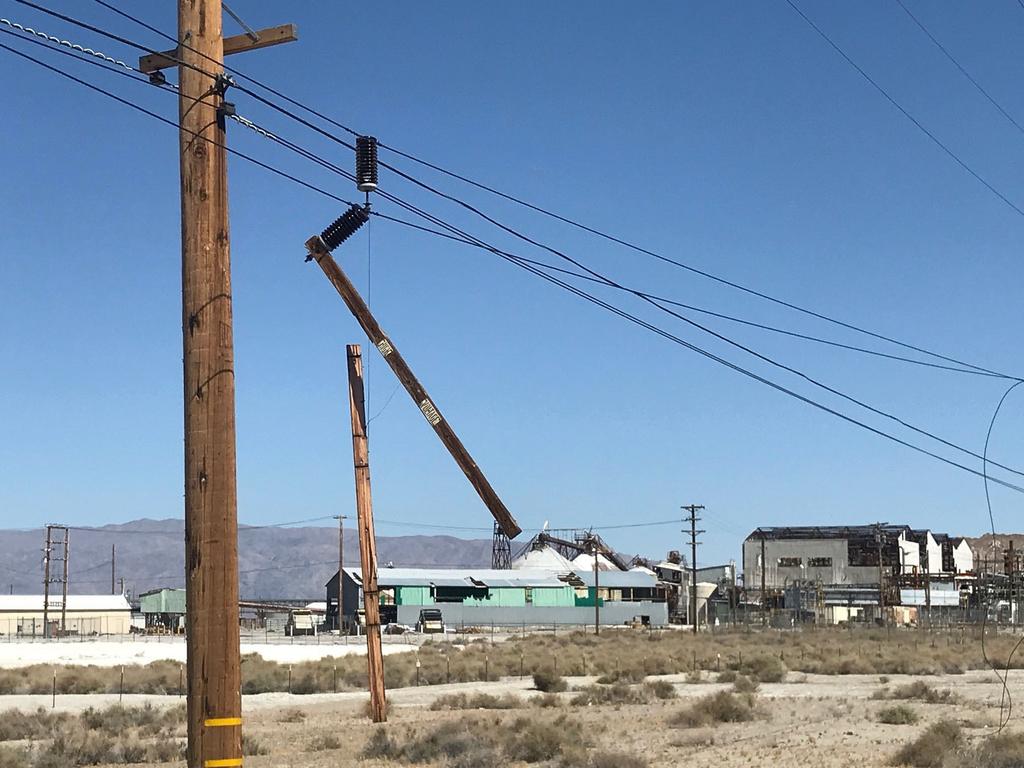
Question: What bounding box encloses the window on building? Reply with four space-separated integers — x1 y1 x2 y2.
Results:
777 557 802 567
808 557 832 568
524 587 533 604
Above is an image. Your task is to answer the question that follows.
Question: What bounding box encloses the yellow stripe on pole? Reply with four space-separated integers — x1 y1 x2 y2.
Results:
204 717 242 727
203 759 243 767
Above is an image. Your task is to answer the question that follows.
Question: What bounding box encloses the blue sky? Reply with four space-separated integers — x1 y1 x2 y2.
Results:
2 1 1023 565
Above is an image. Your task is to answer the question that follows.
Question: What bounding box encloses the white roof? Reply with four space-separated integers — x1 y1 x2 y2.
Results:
344 567 569 589
0 595 132 612
571 552 619 572
512 544 575 572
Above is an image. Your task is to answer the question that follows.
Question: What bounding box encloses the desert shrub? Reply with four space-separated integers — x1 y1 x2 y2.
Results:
732 674 759 693
891 720 962 767
968 732 1024 767
743 655 786 682
361 698 394 719
504 715 582 763
887 681 956 704
877 705 919 725
572 683 648 706
361 728 400 760
685 670 703 684
306 732 342 751
277 709 306 723
644 680 677 699
430 692 522 710
717 669 737 683
595 667 646 685
533 670 567 693
669 691 755 728
0 708 68 741
532 693 563 708
242 735 268 756
561 750 649 768
0 746 29 768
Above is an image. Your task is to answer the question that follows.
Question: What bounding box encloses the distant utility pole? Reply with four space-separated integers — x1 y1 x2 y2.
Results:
347 344 387 722
137 2 296 765
873 522 889 625
682 505 705 634
590 535 600 636
335 515 347 631
42 525 69 638
111 544 116 596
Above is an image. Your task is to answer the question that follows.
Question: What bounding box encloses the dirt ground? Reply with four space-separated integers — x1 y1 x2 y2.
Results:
3 667 1020 767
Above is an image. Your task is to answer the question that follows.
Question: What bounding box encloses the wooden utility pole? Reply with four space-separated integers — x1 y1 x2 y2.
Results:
335 514 347 631
152 4 296 765
111 544 116 596
347 345 387 722
305 234 521 539
683 505 705 634
177 3 241 764
60 529 69 635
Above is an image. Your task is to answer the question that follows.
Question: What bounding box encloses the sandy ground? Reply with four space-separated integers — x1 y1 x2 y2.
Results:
0 637 420 668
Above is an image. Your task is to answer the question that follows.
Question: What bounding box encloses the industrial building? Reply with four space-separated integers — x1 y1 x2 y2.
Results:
326 565 668 629
0 594 133 636
139 588 186 632
743 525 975 623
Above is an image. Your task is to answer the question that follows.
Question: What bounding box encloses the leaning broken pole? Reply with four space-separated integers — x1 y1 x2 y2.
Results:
304 207 521 540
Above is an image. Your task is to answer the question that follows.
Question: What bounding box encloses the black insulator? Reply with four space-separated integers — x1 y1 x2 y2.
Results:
355 135 378 192
320 204 369 251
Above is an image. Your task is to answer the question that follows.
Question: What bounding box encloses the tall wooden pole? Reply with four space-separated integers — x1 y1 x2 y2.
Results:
178 2 242 765
347 345 387 722
111 544 116 595
592 537 600 636
42 526 52 638
60 529 69 634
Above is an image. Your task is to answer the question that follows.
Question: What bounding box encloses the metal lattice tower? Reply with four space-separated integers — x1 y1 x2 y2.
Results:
491 521 511 569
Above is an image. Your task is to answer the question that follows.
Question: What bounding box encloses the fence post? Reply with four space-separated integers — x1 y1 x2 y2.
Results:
519 653 524 680
446 655 451 684
484 655 488 683
119 666 124 704
333 665 338 694
416 657 421 686
179 664 183 698
582 656 586 677
51 668 56 709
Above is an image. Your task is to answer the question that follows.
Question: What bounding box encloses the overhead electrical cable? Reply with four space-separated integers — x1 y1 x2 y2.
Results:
0 39 357 208
229 119 1024 478
894 0 1024 136
49 0 1015 382
370 212 1012 379
10 8 1023 496
785 0 1024 219
83 0 1016 380
364 188 1024 494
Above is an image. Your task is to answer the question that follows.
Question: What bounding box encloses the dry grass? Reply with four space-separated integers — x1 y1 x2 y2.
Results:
891 720 962 767
668 691 757 728
873 681 957 704
877 704 919 725
0 704 185 766
358 713 617 766
4 627 1016 698
533 670 567 692
430 692 524 710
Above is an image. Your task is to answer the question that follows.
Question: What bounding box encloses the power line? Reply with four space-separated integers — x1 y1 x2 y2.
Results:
11 0 216 80
11 9 1024 496
82 0 1015 380
196 100 1024 474
894 0 1024 137
785 0 1024 219
368 186 1024 494
372 211 1013 379
0 38 356 208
